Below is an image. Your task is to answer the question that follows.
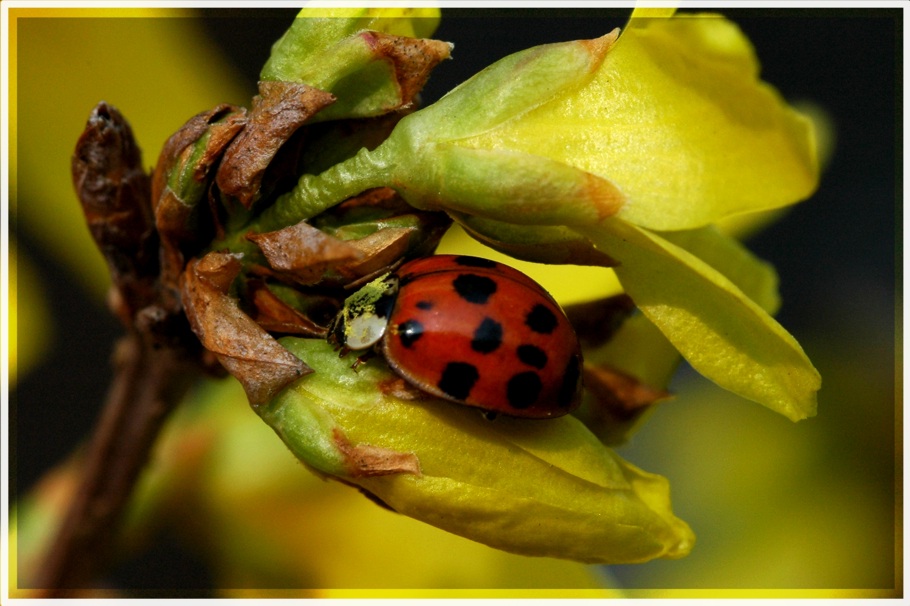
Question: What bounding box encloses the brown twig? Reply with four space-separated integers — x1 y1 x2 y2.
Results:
32 332 197 595
31 102 204 594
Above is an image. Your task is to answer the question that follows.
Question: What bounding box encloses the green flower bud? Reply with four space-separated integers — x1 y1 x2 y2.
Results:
257 337 695 564
253 33 622 233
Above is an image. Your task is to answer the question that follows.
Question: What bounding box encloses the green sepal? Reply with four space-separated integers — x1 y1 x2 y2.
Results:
395 32 618 145
261 9 441 83
260 8 447 122
393 144 625 226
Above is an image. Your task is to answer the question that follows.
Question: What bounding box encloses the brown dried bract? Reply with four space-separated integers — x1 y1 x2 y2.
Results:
583 364 672 422
339 227 415 278
332 428 422 478
181 251 311 406
152 104 247 283
247 221 365 285
216 81 336 208
247 279 330 338
564 294 636 348
151 104 247 229
360 31 453 110
377 376 427 401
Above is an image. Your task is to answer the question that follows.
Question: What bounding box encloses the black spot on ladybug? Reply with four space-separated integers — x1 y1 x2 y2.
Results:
454 256 499 269
525 304 558 334
516 344 548 369
557 354 582 408
471 317 503 353
438 362 479 401
507 371 543 409
416 300 434 310
453 273 497 305
397 319 424 348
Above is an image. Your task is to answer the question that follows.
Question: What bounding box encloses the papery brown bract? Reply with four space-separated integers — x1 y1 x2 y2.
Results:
262 24 452 122
246 221 365 286
216 82 336 208
564 295 636 348
181 252 310 406
246 279 332 338
151 104 248 284
356 31 453 112
332 428 422 478
582 365 672 420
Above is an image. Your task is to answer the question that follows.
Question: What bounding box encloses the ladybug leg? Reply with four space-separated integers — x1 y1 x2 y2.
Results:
482 410 499 422
350 349 376 371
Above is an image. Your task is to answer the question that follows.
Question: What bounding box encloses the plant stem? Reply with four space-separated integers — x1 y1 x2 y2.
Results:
253 145 391 234
32 332 197 596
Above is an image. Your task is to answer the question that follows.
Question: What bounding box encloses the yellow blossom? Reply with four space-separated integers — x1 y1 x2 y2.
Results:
253 9 820 420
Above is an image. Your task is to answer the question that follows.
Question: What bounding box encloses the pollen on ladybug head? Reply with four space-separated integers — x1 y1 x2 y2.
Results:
330 272 399 350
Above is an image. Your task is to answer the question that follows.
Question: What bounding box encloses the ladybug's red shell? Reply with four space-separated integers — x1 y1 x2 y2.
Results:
379 255 583 419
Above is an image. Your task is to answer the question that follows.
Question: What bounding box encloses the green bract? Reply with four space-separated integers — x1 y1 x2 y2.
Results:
261 7 440 82
260 7 448 122
259 338 695 564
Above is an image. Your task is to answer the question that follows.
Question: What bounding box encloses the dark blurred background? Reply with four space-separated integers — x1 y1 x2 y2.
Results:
11 7 900 593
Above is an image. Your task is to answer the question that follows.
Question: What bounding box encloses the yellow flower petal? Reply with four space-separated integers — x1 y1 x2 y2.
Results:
436 224 623 306
626 7 677 28
259 337 695 565
658 225 781 314
577 219 820 422
12 376 619 593
462 13 818 231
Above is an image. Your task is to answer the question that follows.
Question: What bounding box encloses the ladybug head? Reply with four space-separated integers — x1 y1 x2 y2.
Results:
327 272 399 351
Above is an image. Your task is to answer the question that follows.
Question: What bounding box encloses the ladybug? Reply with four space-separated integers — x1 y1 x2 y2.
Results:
328 255 583 419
